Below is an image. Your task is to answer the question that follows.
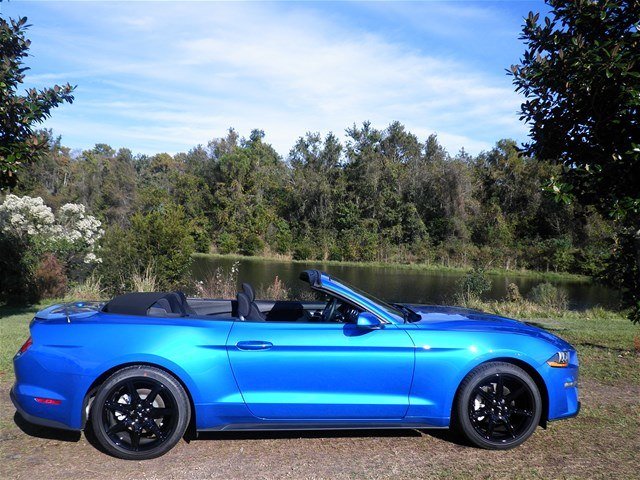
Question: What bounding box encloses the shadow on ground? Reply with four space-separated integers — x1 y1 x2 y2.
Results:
194 427 468 447
14 409 468 452
14 412 81 442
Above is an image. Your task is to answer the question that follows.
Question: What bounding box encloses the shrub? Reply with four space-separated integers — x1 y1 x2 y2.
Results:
0 235 37 304
34 254 68 299
506 283 523 303
241 233 264 256
98 206 195 294
292 239 314 260
0 195 103 303
528 282 568 310
266 219 292 254
217 232 238 255
189 217 212 254
456 267 492 303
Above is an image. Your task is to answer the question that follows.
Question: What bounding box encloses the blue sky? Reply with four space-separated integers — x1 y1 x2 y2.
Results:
2 1 549 156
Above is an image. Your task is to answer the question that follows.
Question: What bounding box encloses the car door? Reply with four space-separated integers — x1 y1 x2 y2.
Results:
226 317 415 420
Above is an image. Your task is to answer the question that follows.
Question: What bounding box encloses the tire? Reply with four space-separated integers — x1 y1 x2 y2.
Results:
455 361 542 450
89 365 191 460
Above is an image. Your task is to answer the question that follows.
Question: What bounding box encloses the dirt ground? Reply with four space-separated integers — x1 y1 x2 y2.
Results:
1 379 638 480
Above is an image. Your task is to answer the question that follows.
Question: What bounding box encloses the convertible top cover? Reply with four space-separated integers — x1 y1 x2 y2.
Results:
102 292 192 317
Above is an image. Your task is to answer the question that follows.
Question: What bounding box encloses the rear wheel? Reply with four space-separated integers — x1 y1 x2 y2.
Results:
90 365 190 460
455 362 541 449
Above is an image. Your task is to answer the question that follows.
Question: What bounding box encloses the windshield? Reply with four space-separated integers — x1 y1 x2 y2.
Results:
330 277 405 323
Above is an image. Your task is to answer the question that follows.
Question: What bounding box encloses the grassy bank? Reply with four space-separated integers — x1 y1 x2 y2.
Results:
194 253 591 282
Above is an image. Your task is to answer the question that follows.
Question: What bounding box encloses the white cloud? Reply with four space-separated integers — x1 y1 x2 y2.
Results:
14 1 528 156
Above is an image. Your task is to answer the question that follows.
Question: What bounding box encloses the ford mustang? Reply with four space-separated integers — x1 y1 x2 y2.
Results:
11 270 580 459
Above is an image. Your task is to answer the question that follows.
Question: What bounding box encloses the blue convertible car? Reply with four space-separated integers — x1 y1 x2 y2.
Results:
12 270 579 459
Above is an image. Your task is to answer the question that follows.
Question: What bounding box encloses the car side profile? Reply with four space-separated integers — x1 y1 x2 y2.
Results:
11 270 580 460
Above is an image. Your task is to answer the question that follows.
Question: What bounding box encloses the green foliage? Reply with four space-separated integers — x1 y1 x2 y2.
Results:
240 232 264 256
457 267 492 303
0 16 75 189
527 282 568 311
511 0 640 320
216 232 238 255
0 235 37 304
292 239 314 261
98 206 195 293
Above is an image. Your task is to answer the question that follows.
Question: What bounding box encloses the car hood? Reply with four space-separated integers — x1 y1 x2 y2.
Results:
404 304 573 350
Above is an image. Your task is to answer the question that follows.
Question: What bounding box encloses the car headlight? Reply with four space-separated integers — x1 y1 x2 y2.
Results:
547 351 570 368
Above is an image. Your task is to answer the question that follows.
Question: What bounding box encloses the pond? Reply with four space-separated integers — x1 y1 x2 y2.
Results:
192 256 620 311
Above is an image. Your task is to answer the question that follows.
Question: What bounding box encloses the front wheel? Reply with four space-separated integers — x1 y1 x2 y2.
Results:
90 365 191 460
455 362 542 449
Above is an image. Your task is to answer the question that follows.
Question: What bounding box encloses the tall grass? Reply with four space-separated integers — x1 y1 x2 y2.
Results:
131 265 158 292
194 261 240 298
257 275 290 300
65 274 106 301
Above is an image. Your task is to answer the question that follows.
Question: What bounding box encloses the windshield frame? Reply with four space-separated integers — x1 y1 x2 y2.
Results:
321 274 406 324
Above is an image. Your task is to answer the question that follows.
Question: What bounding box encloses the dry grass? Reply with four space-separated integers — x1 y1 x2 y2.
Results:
194 261 240 299
65 274 106 301
257 275 290 300
131 265 158 292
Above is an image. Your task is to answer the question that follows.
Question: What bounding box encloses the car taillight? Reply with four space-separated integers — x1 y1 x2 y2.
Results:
17 336 33 355
34 397 62 405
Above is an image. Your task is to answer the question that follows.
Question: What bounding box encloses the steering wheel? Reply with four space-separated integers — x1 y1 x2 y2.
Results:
321 297 338 323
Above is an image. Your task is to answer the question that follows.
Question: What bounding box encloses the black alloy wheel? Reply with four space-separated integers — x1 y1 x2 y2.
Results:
90 366 190 460
456 362 542 449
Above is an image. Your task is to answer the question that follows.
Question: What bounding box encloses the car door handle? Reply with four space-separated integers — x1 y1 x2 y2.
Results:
236 341 273 351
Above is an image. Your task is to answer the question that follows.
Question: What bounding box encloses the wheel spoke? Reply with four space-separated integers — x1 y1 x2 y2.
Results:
105 401 130 414
146 421 165 441
145 384 164 404
106 421 127 435
125 380 140 402
475 388 493 403
511 408 533 417
506 385 526 402
486 417 495 439
129 430 141 451
150 407 173 418
503 418 517 438
496 375 505 399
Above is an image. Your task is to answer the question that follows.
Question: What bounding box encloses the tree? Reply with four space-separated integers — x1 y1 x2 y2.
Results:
0 16 75 189
511 0 640 321
98 206 195 293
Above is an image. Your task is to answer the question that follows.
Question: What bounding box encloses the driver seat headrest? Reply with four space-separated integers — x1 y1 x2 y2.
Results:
237 292 251 320
242 283 255 302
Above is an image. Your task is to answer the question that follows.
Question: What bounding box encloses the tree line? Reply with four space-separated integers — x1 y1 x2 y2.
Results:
13 124 612 282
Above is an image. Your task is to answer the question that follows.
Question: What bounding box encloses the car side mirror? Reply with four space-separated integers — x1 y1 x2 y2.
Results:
356 312 383 329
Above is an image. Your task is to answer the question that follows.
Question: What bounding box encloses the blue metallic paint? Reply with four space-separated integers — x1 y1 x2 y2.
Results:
12 272 579 434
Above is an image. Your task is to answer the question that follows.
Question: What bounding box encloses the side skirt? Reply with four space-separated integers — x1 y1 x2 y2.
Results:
199 422 448 432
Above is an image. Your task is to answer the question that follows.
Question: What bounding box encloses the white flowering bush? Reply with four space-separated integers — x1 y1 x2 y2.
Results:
0 194 104 263
0 194 105 302
56 202 104 262
0 194 57 239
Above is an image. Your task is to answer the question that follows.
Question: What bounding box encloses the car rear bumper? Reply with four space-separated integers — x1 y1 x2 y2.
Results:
10 385 80 431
